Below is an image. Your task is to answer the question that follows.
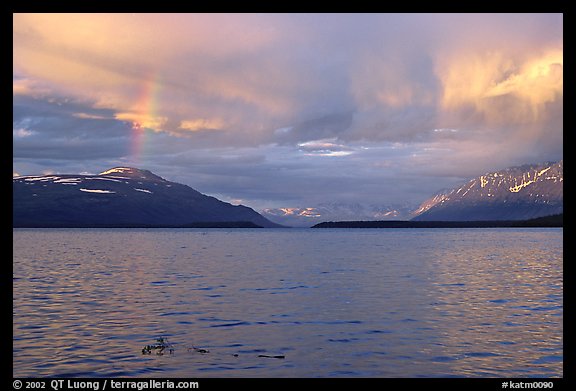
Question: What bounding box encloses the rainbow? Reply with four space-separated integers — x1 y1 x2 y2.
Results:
128 73 163 165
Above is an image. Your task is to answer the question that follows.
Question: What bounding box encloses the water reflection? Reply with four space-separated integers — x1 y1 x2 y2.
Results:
13 228 562 377
427 230 563 376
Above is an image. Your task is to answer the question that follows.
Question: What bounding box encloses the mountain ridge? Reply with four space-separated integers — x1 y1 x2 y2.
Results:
13 167 281 228
97 167 167 182
262 160 563 226
13 160 563 227
411 160 562 221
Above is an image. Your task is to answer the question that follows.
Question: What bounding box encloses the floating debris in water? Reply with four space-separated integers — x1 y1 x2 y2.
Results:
142 337 284 359
188 346 210 354
142 337 175 355
258 354 285 359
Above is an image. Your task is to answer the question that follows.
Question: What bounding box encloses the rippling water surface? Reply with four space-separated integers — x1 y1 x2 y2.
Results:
13 228 562 377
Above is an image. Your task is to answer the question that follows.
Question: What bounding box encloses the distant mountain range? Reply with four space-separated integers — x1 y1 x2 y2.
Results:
261 203 414 227
263 160 563 226
13 167 280 228
13 161 563 228
411 160 563 221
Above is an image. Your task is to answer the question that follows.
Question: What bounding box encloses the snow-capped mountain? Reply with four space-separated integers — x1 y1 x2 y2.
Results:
411 160 563 221
262 202 414 227
13 167 280 227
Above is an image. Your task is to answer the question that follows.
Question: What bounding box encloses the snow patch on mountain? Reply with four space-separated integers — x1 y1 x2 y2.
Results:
79 188 116 194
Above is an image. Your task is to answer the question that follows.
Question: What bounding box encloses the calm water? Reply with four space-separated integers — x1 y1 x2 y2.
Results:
13 228 563 378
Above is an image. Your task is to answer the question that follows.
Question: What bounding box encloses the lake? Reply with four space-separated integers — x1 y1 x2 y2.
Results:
13 228 563 378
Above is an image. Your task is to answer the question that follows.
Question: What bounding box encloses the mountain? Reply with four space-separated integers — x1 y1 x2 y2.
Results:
13 167 281 228
411 160 563 221
262 202 414 227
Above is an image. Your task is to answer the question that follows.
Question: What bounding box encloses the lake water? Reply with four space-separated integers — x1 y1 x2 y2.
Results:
13 228 563 378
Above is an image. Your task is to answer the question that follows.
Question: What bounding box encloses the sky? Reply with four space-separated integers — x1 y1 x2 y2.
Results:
13 13 563 211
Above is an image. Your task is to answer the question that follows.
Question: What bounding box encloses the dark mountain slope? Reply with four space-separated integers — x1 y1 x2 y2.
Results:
13 167 281 228
411 161 563 221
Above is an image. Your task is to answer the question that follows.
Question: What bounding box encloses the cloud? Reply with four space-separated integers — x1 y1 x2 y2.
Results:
72 112 113 120
274 112 354 144
13 124 37 138
13 13 563 210
179 118 226 132
435 46 562 127
13 94 132 160
13 14 562 139
297 138 355 157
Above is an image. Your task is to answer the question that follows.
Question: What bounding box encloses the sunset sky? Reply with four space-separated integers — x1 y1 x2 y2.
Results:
13 13 563 210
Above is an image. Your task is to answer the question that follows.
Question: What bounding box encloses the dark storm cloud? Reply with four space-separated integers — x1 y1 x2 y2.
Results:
13 94 131 160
